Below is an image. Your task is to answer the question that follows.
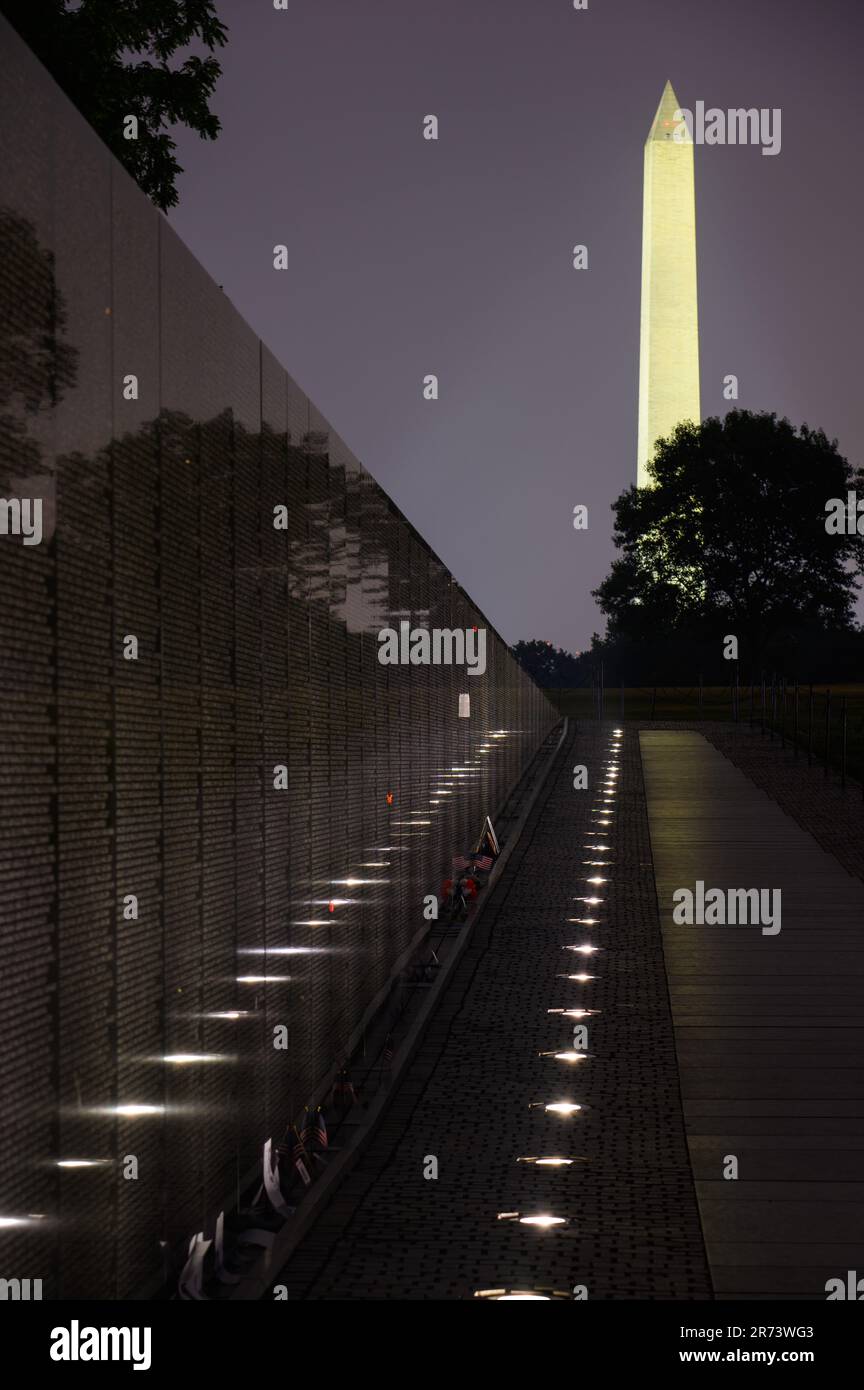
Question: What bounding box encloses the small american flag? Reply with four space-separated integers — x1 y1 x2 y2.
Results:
474 855 493 872
299 1108 314 1149
331 1069 357 1107
291 1125 307 1165
452 854 470 871
290 1125 312 1185
300 1106 328 1153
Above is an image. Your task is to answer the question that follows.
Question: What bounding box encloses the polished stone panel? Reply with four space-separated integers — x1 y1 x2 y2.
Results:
0 16 556 1296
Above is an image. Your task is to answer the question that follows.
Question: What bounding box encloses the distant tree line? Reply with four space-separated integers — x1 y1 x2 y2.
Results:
510 640 590 688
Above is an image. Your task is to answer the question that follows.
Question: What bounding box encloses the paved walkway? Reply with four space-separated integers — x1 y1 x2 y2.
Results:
641 731 864 1300
273 725 711 1299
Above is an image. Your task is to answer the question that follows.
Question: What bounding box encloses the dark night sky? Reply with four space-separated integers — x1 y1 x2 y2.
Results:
169 0 864 651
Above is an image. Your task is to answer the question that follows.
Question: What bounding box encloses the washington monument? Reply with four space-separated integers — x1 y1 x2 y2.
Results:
637 80 700 487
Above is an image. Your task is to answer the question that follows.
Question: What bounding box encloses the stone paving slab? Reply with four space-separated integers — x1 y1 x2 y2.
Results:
649 719 864 884
270 724 711 1300
641 729 864 1300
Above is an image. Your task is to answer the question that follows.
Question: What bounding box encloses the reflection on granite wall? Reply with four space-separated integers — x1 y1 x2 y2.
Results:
0 17 556 1297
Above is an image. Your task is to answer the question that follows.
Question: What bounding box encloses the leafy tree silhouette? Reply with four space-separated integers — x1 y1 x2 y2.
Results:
512 639 587 688
593 410 864 666
0 0 227 210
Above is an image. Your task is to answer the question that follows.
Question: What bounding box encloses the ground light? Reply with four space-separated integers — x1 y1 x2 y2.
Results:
474 1288 573 1300
497 1212 567 1228
100 1104 163 1118
474 1290 567 1300
516 1157 584 1167
55 1160 110 1169
241 947 329 956
236 975 290 984
158 1054 228 1065
547 1009 599 1019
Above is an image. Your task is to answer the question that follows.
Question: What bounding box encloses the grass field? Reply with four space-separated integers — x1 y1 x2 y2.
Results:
550 684 864 787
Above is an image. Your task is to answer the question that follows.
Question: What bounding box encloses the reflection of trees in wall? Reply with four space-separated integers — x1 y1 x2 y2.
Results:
0 205 421 653
0 206 78 495
0 207 553 1294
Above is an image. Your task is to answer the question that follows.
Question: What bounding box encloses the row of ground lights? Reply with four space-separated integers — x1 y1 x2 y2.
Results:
477 727 624 1299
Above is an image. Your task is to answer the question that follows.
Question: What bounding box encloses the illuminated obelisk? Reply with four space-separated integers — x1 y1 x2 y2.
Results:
637 81 700 487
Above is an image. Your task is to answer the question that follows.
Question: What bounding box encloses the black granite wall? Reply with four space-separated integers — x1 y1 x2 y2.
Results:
0 18 555 1297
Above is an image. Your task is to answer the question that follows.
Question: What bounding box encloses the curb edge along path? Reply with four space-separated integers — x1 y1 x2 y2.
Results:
267 721 711 1300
